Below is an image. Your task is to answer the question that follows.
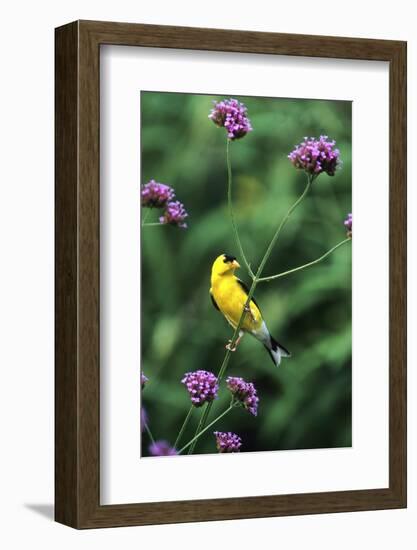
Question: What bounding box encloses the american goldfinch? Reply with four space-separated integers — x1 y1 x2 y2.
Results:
210 253 290 366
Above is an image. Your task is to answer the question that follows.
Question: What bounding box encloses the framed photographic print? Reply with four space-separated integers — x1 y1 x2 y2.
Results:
55 20 407 528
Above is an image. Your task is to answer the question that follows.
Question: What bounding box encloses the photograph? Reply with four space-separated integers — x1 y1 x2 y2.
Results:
140 92 352 457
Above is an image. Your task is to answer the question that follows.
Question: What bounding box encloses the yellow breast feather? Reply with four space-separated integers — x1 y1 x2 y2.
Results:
210 274 262 332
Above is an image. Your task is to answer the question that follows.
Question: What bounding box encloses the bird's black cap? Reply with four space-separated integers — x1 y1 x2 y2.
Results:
223 254 237 263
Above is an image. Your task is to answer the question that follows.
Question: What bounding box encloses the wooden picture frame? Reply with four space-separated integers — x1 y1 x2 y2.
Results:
55 20 407 528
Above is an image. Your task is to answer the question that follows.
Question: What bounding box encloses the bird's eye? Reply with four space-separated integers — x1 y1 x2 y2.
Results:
223 254 236 264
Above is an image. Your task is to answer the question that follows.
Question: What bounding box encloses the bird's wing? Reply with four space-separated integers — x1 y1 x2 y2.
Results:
209 288 220 311
236 278 261 310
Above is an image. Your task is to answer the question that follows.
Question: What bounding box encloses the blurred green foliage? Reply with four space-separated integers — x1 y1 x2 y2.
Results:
141 92 352 455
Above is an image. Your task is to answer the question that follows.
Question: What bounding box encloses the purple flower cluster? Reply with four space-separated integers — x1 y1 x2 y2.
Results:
214 431 242 453
149 440 177 456
159 200 188 229
209 98 253 140
344 212 352 238
141 179 189 229
181 370 219 407
141 179 175 208
226 376 259 416
288 135 341 177
141 372 148 389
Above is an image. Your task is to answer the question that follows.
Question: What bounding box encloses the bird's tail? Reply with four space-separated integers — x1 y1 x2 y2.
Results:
264 335 291 367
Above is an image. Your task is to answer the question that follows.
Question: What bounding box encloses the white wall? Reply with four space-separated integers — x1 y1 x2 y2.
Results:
0 1 415 547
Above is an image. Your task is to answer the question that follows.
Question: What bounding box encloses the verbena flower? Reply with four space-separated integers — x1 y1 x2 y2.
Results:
226 376 259 416
209 98 253 140
149 440 177 456
141 407 147 432
141 179 175 208
214 431 242 453
181 370 219 407
344 212 352 238
141 372 148 389
288 135 341 177
159 201 188 229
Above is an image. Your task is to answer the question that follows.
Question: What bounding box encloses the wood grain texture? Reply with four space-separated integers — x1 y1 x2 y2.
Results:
55 21 79 527
55 20 407 529
388 41 407 504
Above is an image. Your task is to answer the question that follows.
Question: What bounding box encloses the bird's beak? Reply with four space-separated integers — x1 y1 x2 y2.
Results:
232 259 241 269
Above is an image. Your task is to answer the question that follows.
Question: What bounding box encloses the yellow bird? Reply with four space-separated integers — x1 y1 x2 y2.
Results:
210 253 290 366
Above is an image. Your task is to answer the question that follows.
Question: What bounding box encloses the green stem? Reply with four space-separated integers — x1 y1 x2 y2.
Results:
141 209 151 226
187 403 208 455
255 175 313 279
144 423 155 446
193 174 314 451
142 222 163 227
179 404 235 454
258 237 351 283
227 139 255 279
218 175 312 380
174 406 194 449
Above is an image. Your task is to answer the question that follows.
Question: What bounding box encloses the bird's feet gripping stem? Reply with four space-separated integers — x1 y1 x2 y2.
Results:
244 304 256 323
225 331 244 352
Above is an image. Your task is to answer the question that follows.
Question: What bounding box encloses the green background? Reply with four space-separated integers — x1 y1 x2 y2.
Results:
140 92 352 456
